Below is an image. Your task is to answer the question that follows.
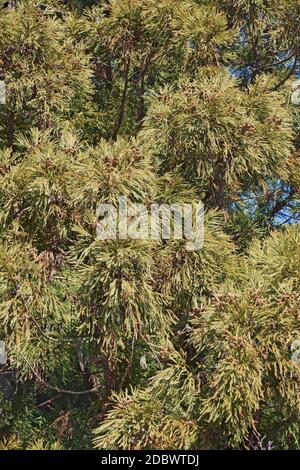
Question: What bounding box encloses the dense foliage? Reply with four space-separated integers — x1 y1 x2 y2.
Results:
0 0 300 450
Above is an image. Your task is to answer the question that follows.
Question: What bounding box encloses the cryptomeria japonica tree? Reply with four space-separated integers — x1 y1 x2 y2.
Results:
0 0 299 450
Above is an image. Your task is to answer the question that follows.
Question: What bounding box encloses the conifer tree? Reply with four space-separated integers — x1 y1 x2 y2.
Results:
0 0 299 450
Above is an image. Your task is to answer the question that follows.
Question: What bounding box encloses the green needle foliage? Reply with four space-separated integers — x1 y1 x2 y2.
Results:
0 0 299 450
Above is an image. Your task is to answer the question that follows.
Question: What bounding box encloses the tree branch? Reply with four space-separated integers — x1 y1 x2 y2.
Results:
19 351 100 396
272 56 298 91
112 53 131 141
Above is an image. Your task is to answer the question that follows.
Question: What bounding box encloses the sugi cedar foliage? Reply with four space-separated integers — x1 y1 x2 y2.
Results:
0 0 299 450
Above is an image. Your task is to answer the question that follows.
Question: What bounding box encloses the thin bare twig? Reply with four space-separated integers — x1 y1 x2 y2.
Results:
272 56 298 91
19 351 100 396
